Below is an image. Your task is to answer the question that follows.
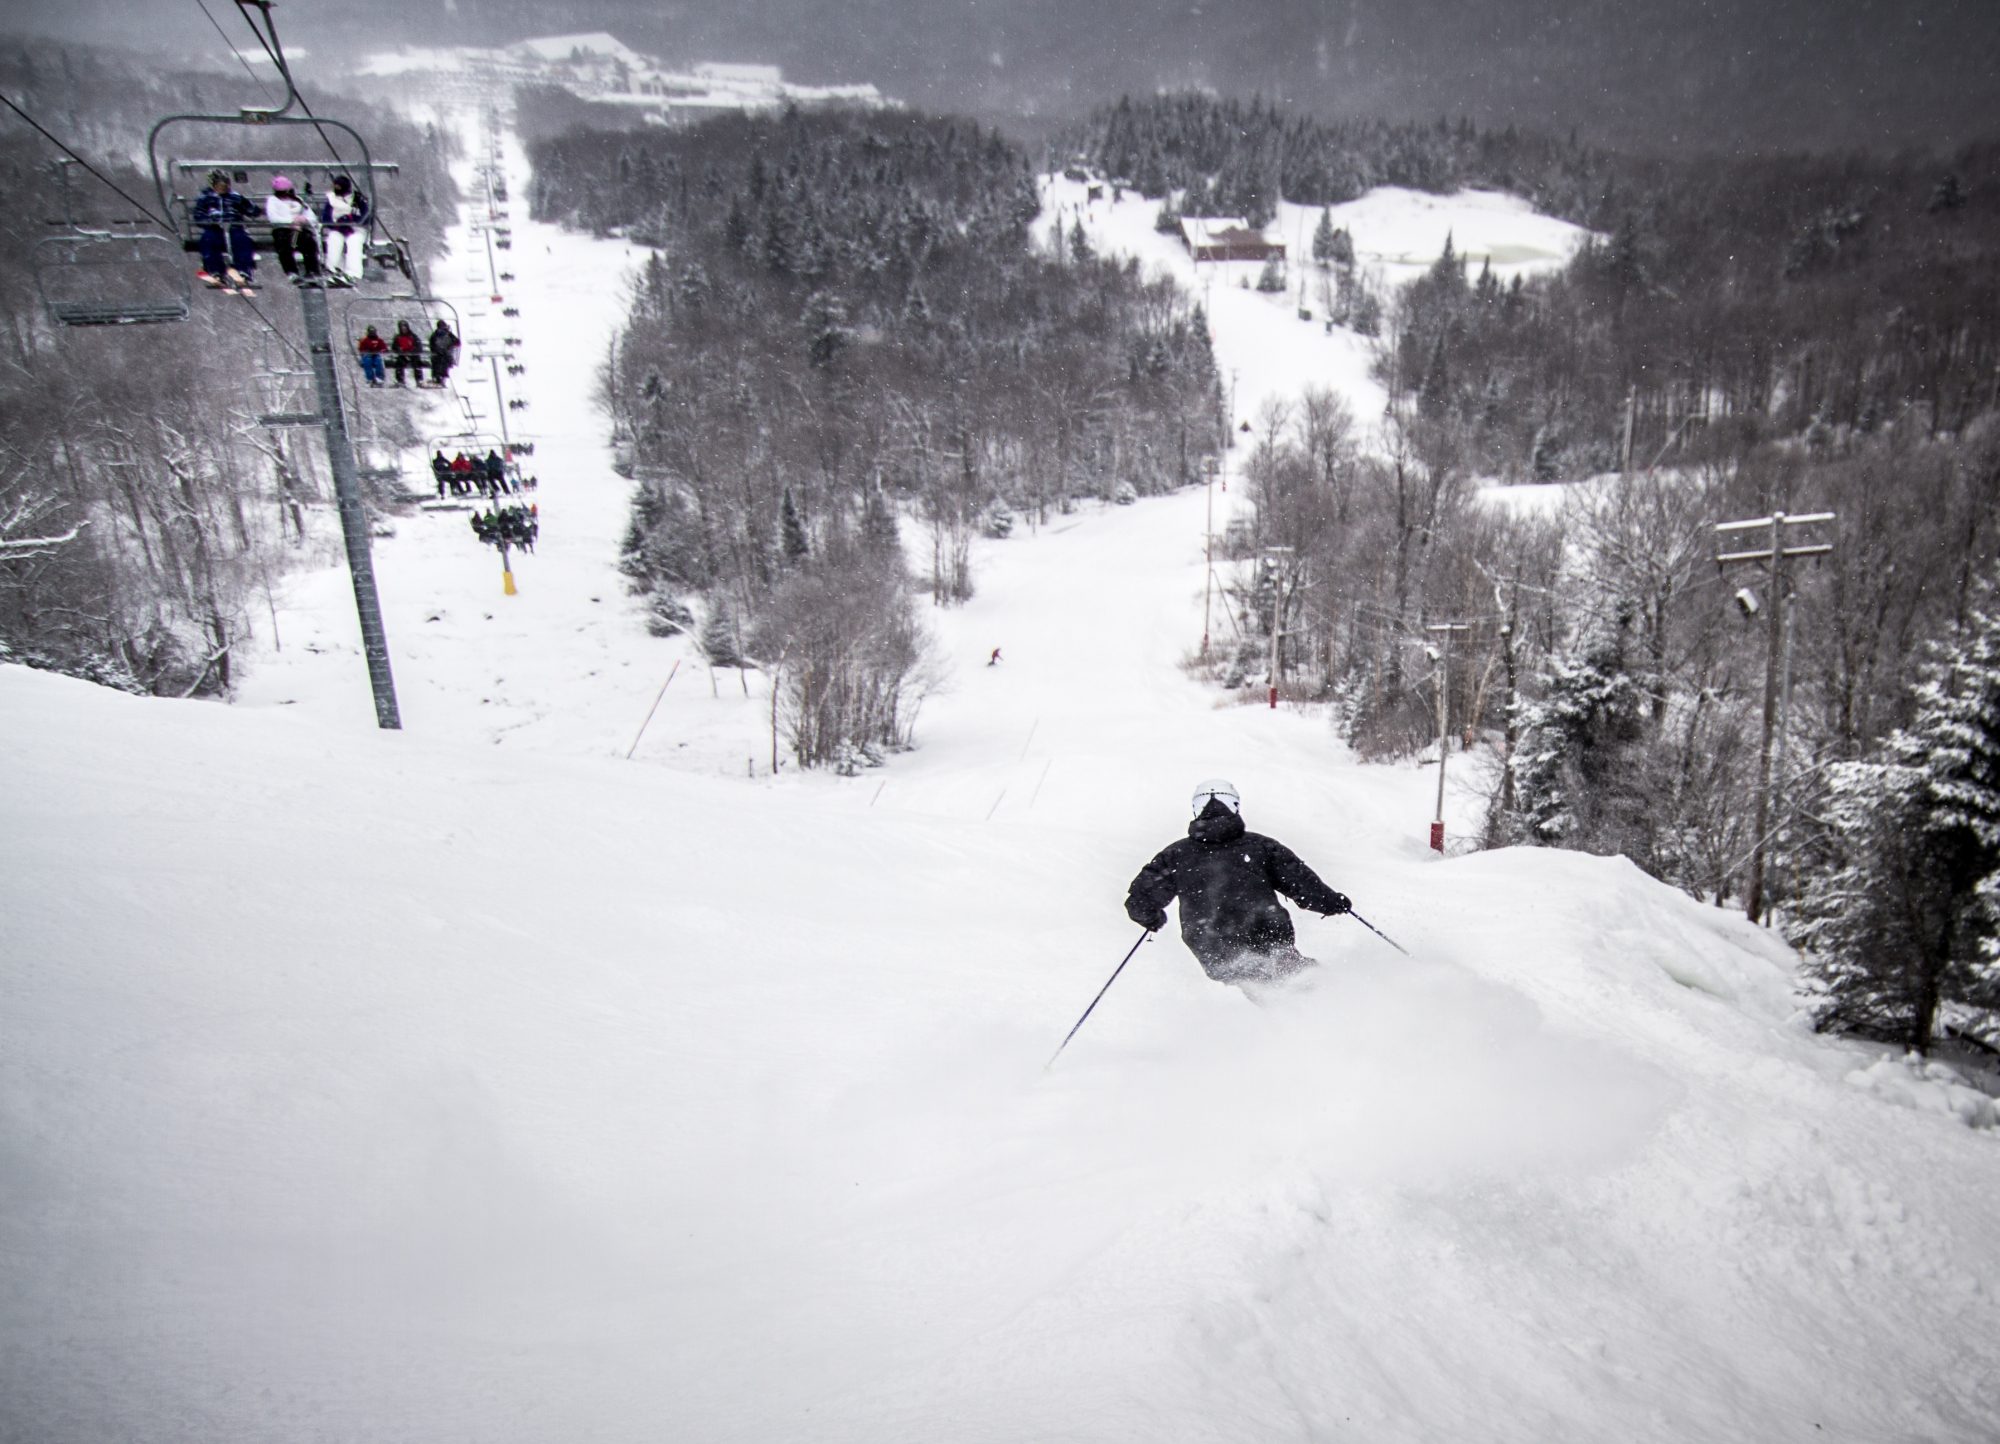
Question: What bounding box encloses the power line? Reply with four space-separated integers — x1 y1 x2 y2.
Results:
0 93 174 233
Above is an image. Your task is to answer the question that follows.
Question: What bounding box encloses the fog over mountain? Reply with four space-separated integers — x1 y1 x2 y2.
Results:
6 0 1996 155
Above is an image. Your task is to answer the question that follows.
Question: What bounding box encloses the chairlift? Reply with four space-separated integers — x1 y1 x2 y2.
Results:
146 27 414 287
37 230 192 327
423 427 523 502
35 161 190 327
157 158 413 283
341 291 461 389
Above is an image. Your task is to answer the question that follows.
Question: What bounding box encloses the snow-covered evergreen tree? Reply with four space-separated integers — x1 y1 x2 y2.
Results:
1312 207 1337 266
1505 606 1649 852
1793 572 2000 1050
780 487 811 566
859 484 902 566
803 290 849 369
699 594 748 669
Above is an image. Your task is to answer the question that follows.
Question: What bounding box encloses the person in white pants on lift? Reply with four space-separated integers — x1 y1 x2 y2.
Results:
319 174 371 286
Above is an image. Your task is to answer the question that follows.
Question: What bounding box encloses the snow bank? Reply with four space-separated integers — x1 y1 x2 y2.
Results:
1847 1054 2000 1130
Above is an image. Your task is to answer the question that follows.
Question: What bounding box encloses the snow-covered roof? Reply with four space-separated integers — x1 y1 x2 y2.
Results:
512 33 644 66
695 62 784 86
1178 216 1254 248
1168 214 1264 248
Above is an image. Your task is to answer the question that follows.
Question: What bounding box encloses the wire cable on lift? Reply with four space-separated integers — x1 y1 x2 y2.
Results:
0 93 175 233
193 0 276 101
2 88 308 365
233 0 355 172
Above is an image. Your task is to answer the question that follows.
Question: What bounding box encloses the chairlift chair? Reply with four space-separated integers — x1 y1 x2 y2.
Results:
341 291 461 387
159 158 412 281
423 427 522 503
36 230 192 327
35 162 190 327
147 43 414 286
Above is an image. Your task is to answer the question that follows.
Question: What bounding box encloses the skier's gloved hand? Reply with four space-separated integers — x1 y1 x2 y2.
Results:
1324 893 1352 916
1137 908 1168 932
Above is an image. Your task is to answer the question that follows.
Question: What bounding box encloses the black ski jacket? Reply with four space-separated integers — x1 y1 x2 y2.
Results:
1125 804 1348 974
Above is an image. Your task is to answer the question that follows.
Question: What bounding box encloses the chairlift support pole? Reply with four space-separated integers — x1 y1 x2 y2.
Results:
300 280 401 728
480 223 502 301
489 353 514 454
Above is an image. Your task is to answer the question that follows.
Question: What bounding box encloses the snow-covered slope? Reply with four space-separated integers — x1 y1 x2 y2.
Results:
4 114 1998 1444
8 651 2000 1442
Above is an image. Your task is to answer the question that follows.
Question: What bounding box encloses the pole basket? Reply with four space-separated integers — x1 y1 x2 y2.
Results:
1429 821 1445 852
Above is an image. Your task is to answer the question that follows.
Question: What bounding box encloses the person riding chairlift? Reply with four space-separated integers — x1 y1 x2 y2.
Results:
318 174 370 286
264 175 321 283
355 326 388 387
390 321 426 386
192 170 256 290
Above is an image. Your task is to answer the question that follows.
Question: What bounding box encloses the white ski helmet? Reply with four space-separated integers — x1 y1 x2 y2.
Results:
1190 778 1241 816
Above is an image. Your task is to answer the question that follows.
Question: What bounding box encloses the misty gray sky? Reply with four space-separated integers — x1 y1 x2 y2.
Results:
4 0 1995 154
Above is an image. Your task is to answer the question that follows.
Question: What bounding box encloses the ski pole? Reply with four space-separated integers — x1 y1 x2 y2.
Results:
1045 927 1152 1071
1346 909 1409 956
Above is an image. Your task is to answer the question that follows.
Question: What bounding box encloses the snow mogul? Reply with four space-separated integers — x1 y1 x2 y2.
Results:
1124 779 1350 989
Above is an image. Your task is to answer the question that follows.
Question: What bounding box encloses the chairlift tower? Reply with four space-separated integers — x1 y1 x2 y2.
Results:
140 0 402 728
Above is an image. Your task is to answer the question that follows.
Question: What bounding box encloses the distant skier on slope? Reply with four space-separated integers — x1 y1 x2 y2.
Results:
1124 778 1350 990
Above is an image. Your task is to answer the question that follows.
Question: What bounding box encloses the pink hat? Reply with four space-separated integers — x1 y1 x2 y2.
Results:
271 174 293 192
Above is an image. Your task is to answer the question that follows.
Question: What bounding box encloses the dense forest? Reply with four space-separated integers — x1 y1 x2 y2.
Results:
1064 93 2000 1051
532 106 1222 770
0 40 458 695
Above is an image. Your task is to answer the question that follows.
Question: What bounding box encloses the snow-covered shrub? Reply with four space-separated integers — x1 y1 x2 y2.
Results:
752 535 937 771
645 595 695 638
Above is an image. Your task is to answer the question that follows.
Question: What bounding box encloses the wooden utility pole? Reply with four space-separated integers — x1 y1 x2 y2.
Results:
1715 511 1834 923
1264 546 1294 708
1427 621 1472 851
1201 455 1218 657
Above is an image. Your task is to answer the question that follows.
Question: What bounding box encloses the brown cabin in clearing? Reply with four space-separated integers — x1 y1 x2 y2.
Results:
1179 217 1284 263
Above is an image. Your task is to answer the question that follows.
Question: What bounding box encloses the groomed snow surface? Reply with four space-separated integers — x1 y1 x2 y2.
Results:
5 113 2000 1444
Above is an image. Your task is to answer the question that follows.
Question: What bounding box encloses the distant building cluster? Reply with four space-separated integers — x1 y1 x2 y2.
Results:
362 32 891 123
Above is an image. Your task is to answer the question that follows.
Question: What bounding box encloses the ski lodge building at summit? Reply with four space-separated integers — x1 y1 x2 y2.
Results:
1178 217 1284 263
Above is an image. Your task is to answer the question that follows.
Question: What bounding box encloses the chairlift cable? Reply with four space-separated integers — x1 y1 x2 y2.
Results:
192 0 277 101
233 290 311 365
233 0 355 174
0 93 175 233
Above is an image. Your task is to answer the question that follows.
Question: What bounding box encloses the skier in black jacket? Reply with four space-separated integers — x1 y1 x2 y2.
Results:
1125 778 1350 987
